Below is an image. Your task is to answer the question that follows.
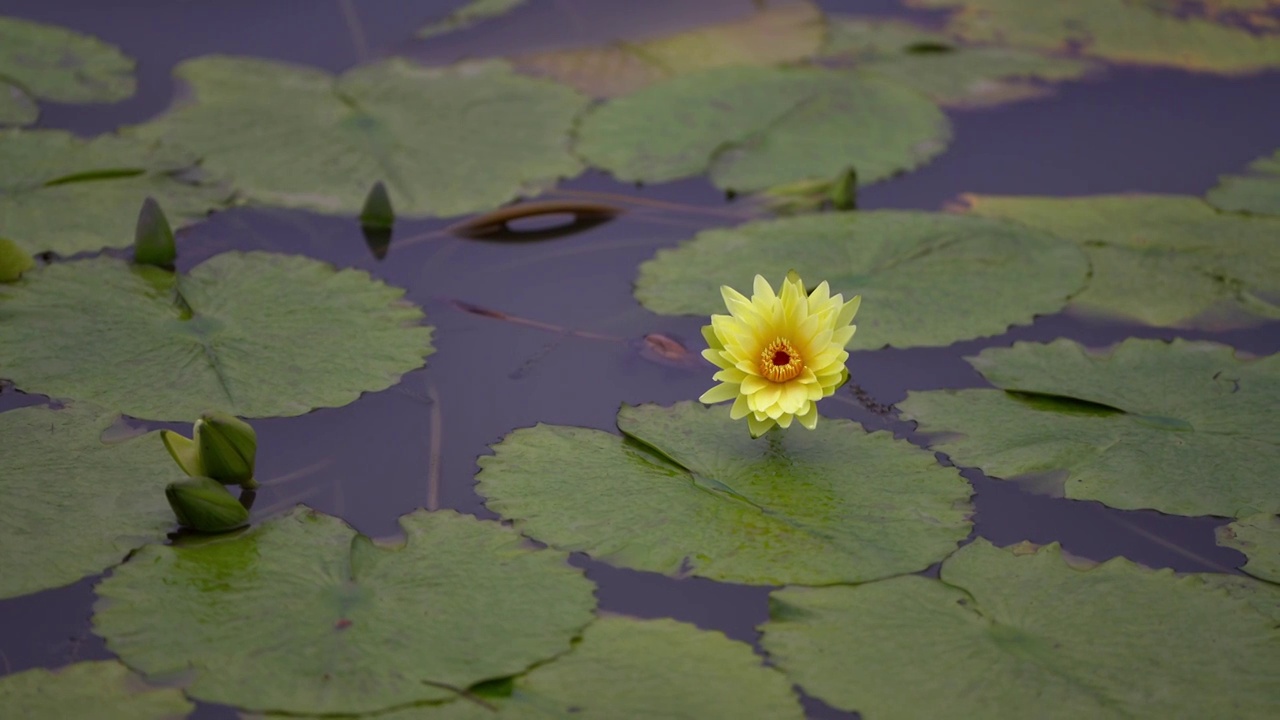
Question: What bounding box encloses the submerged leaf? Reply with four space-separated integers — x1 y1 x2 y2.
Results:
574 65 950 193
762 539 1280 719
133 57 587 217
636 211 1087 348
417 0 526 38
0 404 175 600
0 661 192 719
447 200 621 238
900 338 1280 517
0 17 136 127
1207 148 1280 217
94 508 596 715
476 402 972 585
0 252 434 420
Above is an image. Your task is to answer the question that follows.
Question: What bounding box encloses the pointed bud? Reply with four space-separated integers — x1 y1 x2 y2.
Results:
196 412 257 486
0 238 35 283
165 477 249 533
829 167 857 211
134 197 176 269
161 429 204 477
360 181 394 230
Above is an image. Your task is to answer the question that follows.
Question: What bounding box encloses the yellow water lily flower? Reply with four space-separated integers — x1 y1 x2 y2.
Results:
699 272 860 437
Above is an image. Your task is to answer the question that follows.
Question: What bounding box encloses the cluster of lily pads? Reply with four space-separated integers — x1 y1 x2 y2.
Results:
3 0 1280 718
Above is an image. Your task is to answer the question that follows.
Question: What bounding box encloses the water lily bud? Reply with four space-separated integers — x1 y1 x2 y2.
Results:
161 428 204 477
360 181 394 230
196 412 257 486
0 237 34 282
829 166 857 211
165 477 249 533
133 197 176 269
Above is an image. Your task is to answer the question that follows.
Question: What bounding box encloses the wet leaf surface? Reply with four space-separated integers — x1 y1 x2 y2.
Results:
0 660 192 719
762 539 1280 719
94 508 596 715
900 338 1280 517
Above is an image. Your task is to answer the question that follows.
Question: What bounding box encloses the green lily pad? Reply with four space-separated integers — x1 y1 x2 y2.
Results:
907 0 1280 73
135 56 587 217
476 402 971 586
1218 514 1280 582
761 538 1280 719
823 16 1099 108
93 508 596 715
381 617 803 719
1207 148 1280 217
635 211 1088 348
960 194 1280 327
0 252 434 420
0 16 135 127
0 404 174 600
417 0 526 38
516 2 825 97
574 65 950 193
899 338 1280 518
0 661 192 719
0 129 231 256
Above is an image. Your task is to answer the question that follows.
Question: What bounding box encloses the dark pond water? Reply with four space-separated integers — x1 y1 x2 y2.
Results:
2 1 1279 717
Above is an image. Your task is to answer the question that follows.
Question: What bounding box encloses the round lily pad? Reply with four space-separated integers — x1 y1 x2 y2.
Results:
635 211 1088 348
574 65 951 193
1207 148 1280 217
761 538 1280 719
961 194 1280 328
0 404 174 600
0 17 135 127
900 338 1280 518
0 661 192 719
1218 514 1280 583
516 2 824 97
93 508 596 716
135 56 587 217
907 0 1280 74
476 402 972 586
0 129 231 256
0 252 434 420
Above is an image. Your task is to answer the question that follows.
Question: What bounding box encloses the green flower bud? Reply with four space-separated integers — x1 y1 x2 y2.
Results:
161 429 204 477
133 197 177 269
165 477 250 533
196 412 257 486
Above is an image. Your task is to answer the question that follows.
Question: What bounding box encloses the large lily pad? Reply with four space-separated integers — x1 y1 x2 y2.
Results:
135 56 587 217
476 402 972 586
0 129 231 256
761 539 1280 719
380 617 805 719
574 65 950 193
0 17 135 127
900 338 1280 518
635 211 1088 349
823 16 1099 108
0 252 434 420
0 404 174 600
516 1 824 97
0 661 192 719
1207 148 1280 217
1218 514 1280 582
93 508 596 715
417 0 526 38
960 194 1280 327
907 0 1280 73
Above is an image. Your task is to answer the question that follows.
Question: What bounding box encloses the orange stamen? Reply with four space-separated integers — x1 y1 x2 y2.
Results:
760 338 803 382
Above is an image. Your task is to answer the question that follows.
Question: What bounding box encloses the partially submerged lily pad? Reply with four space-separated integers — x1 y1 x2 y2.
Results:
960 194 1280 328
135 56 587 217
899 338 1280 518
822 16 1100 108
94 508 596 715
0 661 192 719
761 539 1280 719
417 0 525 38
635 211 1088 348
1218 514 1280 582
0 404 174 600
0 252 434 420
1207 148 1280 217
907 0 1280 73
476 402 972 586
574 65 950 193
0 16 136 127
516 1 825 97
0 129 230 256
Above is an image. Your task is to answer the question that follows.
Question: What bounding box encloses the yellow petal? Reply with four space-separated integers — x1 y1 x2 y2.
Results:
699 383 740 404
752 274 776 303
741 374 768 394
776 411 795 429
797 403 819 429
730 394 751 420
753 382 782 409
701 323 723 351
836 295 861 327
748 414 775 438
714 367 747 383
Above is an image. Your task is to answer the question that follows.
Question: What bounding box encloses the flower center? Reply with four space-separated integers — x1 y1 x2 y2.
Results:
760 338 804 383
